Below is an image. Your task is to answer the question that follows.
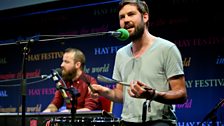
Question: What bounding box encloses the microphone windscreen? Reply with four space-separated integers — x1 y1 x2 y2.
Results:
116 28 129 41
55 68 62 75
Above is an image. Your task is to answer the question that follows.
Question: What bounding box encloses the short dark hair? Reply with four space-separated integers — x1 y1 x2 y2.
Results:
118 0 149 27
64 48 86 70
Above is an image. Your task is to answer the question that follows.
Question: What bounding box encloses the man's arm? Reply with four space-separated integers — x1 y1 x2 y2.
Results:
42 90 63 112
128 75 187 104
91 83 123 103
43 104 58 112
154 75 187 104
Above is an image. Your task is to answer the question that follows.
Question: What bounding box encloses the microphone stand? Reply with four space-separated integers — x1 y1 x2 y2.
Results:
68 87 80 126
198 99 224 126
19 39 34 126
60 86 80 126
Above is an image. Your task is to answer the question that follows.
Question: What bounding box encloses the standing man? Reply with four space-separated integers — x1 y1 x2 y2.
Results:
91 0 187 125
43 48 99 112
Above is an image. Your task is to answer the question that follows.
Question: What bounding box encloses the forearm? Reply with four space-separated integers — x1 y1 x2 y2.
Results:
100 87 123 103
77 108 91 111
152 75 187 104
153 89 187 104
60 108 91 113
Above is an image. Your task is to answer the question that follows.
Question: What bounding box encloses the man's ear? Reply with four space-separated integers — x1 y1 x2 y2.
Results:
75 61 81 68
143 12 149 23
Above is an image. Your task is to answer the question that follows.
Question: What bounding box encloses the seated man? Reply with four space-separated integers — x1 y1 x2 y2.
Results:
43 48 99 112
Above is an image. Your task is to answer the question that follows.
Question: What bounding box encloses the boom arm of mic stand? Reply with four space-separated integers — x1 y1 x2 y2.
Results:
7 30 123 46
4 32 108 46
38 32 108 42
198 99 224 126
4 30 124 46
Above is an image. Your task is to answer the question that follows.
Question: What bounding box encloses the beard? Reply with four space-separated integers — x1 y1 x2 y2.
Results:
61 67 77 82
129 19 145 41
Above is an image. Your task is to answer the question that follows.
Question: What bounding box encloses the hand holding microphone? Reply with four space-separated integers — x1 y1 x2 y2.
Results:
80 74 98 93
90 84 111 99
79 74 111 99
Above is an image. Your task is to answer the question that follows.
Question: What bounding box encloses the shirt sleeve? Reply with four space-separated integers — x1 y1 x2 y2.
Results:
165 45 184 79
50 90 64 110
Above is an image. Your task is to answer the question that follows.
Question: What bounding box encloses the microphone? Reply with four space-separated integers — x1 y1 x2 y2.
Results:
80 74 97 93
41 68 62 79
97 74 130 86
108 28 129 41
50 68 71 104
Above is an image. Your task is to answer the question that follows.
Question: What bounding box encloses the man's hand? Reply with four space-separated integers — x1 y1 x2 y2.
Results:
128 81 156 100
90 84 108 98
42 104 58 113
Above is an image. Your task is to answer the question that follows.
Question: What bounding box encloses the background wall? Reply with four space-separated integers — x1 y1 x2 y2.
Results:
0 0 223 125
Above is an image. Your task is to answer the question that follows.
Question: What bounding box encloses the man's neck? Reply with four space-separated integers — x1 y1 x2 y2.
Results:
131 31 155 58
72 70 82 82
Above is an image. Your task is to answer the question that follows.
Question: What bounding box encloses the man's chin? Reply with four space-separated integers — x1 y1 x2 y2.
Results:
62 78 70 82
62 75 73 82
